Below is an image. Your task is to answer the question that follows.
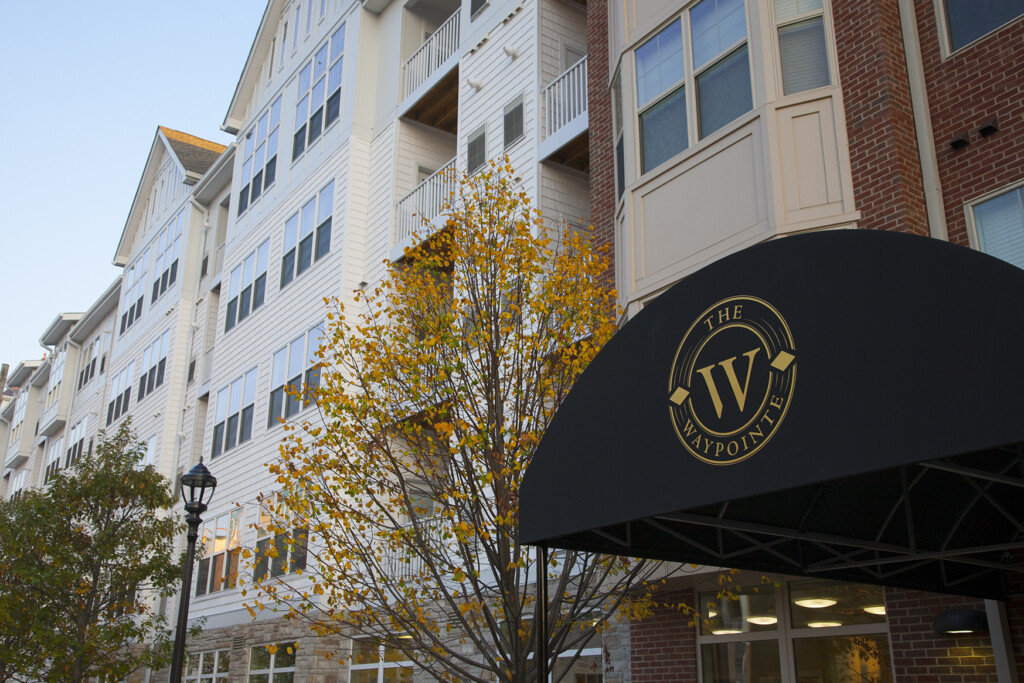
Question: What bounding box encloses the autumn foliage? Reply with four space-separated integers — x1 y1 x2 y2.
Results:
248 159 659 682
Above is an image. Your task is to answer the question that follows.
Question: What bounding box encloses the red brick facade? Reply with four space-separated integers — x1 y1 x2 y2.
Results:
913 3 1024 246
629 591 698 683
832 0 929 236
885 587 997 683
586 0 615 292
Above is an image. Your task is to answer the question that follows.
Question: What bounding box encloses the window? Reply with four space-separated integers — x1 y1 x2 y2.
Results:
45 344 67 409
138 329 169 402
636 0 752 173
280 181 334 288
944 0 1024 52
211 368 258 459
972 184 1024 269
65 416 90 468
267 324 324 427
471 0 488 19
348 639 413 683
504 96 524 148
185 649 230 682
78 335 101 390
107 362 135 425
9 390 27 445
9 469 28 499
292 24 345 159
294 4 301 49
153 208 185 302
281 22 289 66
195 509 241 596
467 126 486 172
775 0 830 95
247 643 296 682
120 250 149 334
612 71 625 199
225 240 270 332
254 495 308 581
44 435 64 484
238 98 282 216
698 579 893 683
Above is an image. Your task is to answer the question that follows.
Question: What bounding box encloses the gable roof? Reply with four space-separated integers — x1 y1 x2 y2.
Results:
160 127 227 180
223 0 287 134
113 127 226 266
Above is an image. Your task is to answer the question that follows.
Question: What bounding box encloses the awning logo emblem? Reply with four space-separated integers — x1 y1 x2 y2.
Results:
669 296 796 465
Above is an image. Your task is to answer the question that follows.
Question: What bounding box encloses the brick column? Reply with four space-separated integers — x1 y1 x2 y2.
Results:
630 590 698 683
587 0 615 291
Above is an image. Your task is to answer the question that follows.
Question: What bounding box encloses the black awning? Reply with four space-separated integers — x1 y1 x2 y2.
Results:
519 230 1024 599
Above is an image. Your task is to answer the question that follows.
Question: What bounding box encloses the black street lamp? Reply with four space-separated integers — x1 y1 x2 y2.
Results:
168 461 217 682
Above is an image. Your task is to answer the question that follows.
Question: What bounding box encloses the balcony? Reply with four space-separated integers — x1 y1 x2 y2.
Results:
404 9 460 101
392 158 456 260
539 56 590 171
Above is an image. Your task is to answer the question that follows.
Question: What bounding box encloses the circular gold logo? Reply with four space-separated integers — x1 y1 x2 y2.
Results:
668 296 796 466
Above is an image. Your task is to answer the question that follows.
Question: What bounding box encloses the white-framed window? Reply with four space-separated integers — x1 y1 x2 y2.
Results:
211 367 258 459
225 240 270 332
44 435 64 484
467 126 486 172
65 416 90 468
247 643 297 682
9 389 28 444
292 24 346 160
635 0 752 173
504 96 525 148
138 329 169 402
45 344 67 409
254 494 308 581
8 468 28 499
697 578 892 683
774 0 830 95
195 509 241 596
348 639 414 682
280 181 334 288
120 249 149 334
471 0 488 20
942 0 1024 52
185 649 230 681
143 434 157 468
153 208 185 302
78 335 101 390
612 70 625 200
267 323 324 427
970 183 1024 269
106 362 135 426
281 21 289 67
238 97 282 216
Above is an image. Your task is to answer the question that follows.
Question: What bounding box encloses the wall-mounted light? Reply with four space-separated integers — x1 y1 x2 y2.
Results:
977 117 999 137
950 131 970 150
467 79 484 92
504 46 519 59
934 608 988 635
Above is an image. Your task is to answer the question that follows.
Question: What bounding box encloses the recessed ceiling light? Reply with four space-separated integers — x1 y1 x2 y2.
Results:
807 621 843 628
864 605 886 616
712 629 742 635
795 598 837 609
747 616 778 625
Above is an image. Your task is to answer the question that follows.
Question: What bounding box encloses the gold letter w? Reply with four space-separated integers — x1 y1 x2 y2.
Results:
695 348 761 418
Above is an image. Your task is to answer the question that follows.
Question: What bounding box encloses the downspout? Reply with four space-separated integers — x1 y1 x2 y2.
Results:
897 0 948 240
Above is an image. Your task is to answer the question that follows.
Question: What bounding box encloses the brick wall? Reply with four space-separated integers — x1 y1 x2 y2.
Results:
913 3 1024 247
629 590 698 683
885 587 997 683
586 0 615 292
833 0 929 236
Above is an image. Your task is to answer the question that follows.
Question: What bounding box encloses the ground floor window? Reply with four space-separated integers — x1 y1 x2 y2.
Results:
186 649 230 681
698 579 892 683
348 639 413 682
248 643 296 682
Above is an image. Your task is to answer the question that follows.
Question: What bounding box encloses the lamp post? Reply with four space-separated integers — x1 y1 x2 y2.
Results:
168 461 217 682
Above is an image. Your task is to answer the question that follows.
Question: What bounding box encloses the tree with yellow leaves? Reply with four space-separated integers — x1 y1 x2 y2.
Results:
248 159 660 682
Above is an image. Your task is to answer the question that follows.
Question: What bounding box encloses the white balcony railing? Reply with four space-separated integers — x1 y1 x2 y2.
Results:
403 10 460 98
542 56 588 139
394 158 456 245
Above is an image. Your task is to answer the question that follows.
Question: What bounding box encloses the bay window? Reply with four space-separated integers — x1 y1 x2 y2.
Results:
195 509 241 596
267 323 324 427
775 0 830 95
211 367 258 458
238 97 282 215
225 239 270 332
138 329 169 402
292 23 345 160
280 181 334 288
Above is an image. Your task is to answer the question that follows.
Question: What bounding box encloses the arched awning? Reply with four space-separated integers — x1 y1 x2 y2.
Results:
520 230 1024 600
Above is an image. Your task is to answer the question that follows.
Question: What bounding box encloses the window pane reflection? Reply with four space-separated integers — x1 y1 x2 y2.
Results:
793 634 893 683
789 580 886 629
701 586 778 635
702 640 781 683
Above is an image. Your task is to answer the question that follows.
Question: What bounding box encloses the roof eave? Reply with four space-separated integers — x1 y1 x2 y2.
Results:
39 312 84 347
69 277 123 344
193 144 237 206
223 0 286 134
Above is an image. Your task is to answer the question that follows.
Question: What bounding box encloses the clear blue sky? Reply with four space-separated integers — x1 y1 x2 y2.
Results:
0 2 265 372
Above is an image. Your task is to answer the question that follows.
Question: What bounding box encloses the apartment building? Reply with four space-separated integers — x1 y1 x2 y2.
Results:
569 1 1024 683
